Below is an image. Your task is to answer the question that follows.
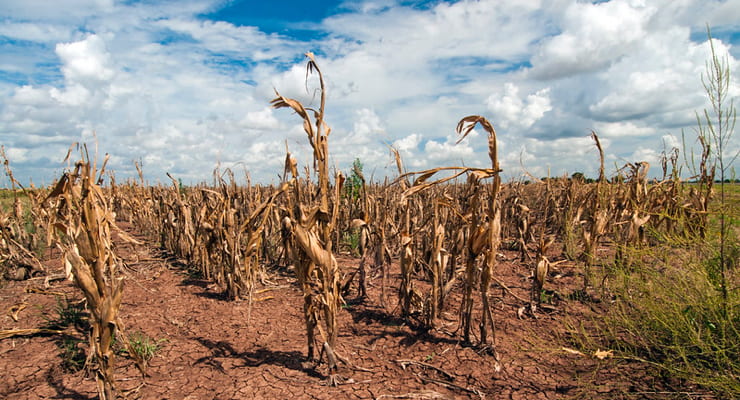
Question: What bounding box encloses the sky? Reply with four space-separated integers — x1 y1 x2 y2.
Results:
1 0 739 186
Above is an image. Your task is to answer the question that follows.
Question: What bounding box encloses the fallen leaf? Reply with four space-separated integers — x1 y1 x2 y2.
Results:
594 349 614 360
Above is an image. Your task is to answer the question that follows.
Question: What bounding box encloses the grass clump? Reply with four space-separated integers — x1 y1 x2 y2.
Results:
341 228 362 256
574 243 740 397
568 28 739 398
44 297 88 330
59 336 86 372
125 330 164 372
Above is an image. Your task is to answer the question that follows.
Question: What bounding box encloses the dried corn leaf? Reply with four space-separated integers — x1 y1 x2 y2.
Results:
594 349 614 360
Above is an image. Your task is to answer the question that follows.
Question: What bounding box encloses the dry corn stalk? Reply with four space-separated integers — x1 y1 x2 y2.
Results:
396 116 501 353
46 145 136 400
0 147 47 279
398 166 494 328
580 133 610 289
426 205 447 327
392 146 418 318
456 116 502 350
459 174 486 342
272 53 345 385
532 235 554 310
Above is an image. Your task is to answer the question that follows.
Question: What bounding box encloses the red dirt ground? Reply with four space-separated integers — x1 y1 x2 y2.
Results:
0 225 715 399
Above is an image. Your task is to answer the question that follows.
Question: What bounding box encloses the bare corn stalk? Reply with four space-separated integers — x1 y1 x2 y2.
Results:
580 133 610 290
456 116 502 351
396 116 501 356
0 147 47 279
272 53 345 385
47 145 136 400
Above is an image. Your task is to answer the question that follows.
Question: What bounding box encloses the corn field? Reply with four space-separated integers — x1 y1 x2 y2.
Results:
1 53 737 398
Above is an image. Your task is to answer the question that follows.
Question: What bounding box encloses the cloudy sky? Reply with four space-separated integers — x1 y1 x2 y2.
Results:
1 0 739 186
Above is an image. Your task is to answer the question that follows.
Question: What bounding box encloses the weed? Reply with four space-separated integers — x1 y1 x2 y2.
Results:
577 250 740 397
342 228 361 256
539 290 554 305
344 158 364 202
45 297 87 330
126 330 164 366
58 337 86 372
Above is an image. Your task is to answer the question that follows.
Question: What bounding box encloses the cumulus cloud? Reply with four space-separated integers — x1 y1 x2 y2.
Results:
486 83 552 130
241 108 279 130
0 0 738 185
0 0 115 22
593 121 656 138
530 0 655 79
587 29 714 122
425 135 474 162
56 35 114 83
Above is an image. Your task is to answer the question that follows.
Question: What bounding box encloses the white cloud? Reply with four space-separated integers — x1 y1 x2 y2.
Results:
55 34 114 83
497 134 617 179
593 121 656 138
628 146 662 168
0 0 115 22
530 0 655 79
393 133 421 153
5 147 29 163
49 84 91 106
586 28 712 122
486 83 552 130
155 18 295 57
0 22 73 42
0 0 738 185
242 108 279 130
424 135 474 162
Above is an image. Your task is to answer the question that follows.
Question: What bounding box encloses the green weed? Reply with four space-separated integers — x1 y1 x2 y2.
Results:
125 330 165 371
46 297 87 330
58 337 86 372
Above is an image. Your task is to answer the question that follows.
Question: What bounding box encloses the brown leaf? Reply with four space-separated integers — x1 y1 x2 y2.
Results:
594 349 614 360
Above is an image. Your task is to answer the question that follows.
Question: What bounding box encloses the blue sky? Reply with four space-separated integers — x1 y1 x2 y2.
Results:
0 0 739 186
206 0 346 37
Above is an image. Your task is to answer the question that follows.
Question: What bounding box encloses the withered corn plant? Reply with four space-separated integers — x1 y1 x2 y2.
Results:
222 179 287 304
344 161 371 298
272 52 345 385
0 147 47 280
683 130 715 239
456 116 502 351
612 161 651 269
398 170 470 326
47 145 135 400
341 175 393 305
650 147 685 237
459 172 490 341
557 176 587 262
397 116 502 354
532 234 554 310
393 146 421 318
580 133 610 290
529 176 554 311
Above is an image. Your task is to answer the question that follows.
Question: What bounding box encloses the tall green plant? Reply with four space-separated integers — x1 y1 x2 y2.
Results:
345 158 364 201
697 27 738 313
